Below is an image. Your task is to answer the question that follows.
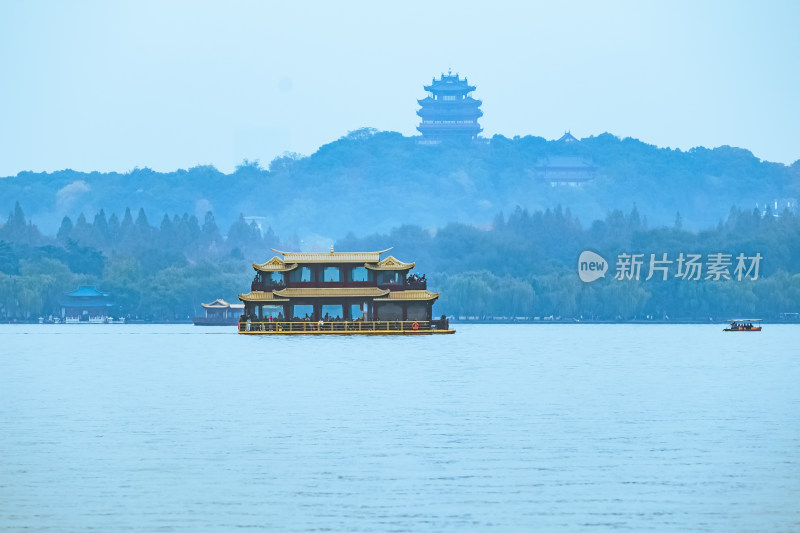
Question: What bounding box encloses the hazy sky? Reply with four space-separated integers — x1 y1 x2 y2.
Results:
1 0 798 176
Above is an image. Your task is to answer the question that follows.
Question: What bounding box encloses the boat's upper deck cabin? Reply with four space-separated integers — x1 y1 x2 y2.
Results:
250 248 426 292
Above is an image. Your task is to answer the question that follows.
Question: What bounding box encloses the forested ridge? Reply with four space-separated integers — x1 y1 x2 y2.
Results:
1 200 798 322
2 129 798 240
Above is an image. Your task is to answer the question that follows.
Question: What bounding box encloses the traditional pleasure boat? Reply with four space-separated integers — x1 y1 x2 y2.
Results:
237 248 454 335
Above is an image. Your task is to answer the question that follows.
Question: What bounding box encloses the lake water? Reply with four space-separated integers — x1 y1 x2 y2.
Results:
1 324 798 532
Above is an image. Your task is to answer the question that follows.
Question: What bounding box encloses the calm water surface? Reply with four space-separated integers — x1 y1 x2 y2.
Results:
1 324 798 532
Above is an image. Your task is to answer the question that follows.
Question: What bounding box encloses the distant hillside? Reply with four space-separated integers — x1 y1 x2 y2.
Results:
1 129 798 241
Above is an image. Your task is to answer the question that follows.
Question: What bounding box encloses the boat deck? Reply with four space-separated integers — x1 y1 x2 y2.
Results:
238 319 455 335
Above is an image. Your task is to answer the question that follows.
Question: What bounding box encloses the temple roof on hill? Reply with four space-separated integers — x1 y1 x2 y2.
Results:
536 156 596 169
557 131 579 143
270 248 393 264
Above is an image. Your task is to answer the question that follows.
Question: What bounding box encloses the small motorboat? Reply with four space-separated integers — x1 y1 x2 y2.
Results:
723 319 762 332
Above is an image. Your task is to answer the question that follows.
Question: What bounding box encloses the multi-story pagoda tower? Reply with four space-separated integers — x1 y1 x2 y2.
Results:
417 70 483 141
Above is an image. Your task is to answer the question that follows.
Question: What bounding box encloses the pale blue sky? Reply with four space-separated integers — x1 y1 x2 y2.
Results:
1 0 798 176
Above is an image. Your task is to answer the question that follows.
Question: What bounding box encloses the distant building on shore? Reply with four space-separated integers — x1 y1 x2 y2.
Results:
535 132 598 187
193 299 244 326
417 70 483 142
61 286 115 323
757 198 798 217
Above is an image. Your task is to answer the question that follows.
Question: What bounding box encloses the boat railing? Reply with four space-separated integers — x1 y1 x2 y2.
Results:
238 319 448 333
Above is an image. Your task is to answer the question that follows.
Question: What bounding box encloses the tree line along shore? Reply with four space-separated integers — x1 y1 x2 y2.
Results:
1 201 798 322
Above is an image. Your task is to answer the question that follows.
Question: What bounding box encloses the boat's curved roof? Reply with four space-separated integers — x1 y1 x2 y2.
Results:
364 256 415 271
270 248 392 263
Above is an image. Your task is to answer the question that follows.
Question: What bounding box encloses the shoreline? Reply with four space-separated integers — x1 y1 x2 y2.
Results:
2 319 798 326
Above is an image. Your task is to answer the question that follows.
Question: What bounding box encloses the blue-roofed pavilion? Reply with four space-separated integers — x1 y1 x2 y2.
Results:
61 286 115 323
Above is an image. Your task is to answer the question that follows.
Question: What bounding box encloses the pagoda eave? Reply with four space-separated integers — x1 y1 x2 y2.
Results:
417 125 483 136
417 109 484 119
423 84 476 93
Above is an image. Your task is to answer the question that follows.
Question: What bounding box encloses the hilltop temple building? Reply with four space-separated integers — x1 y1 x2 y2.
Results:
535 132 598 186
417 70 483 142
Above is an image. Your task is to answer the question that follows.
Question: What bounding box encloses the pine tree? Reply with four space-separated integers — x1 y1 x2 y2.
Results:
202 211 221 242
226 213 252 248
159 214 174 249
11 202 26 228
93 209 109 243
107 213 121 242
121 207 134 230
57 216 74 241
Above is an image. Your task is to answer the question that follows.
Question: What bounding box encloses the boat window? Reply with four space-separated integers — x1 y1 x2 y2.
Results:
350 266 369 282
323 266 340 282
350 304 365 319
376 303 402 320
321 304 343 320
377 271 400 284
292 304 314 320
289 266 313 283
407 303 428 321
268 272 284 284
261 305 283 319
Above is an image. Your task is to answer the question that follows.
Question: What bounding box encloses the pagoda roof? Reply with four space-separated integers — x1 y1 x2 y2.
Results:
273 287 390 299
201 299 244 309
238 291 290 303
424 72 476 93
253 256 298 272
374 290 440 301
270 248 392 264
65 285 109 298
365 255 415 271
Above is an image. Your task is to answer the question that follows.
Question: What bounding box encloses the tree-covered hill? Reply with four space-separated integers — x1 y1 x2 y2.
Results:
1 129 798 242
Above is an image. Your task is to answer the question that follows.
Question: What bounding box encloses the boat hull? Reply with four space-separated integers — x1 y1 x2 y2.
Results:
723 327 762 331
193 317 240 326
238 329 455 335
